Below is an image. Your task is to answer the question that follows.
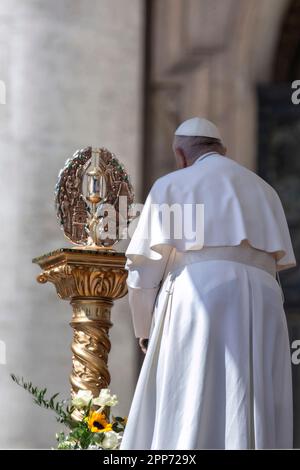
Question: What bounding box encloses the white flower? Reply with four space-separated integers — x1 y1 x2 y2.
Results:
101 431 120 450
72 389 93 409
93 388 118 408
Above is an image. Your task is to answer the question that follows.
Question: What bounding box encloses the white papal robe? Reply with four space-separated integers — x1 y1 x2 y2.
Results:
120 152 296 450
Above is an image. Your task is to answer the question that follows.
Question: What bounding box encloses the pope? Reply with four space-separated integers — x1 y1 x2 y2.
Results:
120 117 296 450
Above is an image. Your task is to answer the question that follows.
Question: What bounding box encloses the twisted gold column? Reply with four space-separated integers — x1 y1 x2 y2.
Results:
33 248 127 404
70 298 113 397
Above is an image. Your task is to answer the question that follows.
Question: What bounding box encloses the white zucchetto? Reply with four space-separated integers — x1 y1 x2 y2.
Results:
174 117 222 141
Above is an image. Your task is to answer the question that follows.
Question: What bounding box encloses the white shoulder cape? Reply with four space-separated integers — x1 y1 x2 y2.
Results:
126 154 296 271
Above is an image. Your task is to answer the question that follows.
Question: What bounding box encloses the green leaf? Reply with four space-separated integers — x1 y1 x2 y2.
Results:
10 374 76 429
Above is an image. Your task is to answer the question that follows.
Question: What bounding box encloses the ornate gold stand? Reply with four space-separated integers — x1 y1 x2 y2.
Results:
33 248 127 401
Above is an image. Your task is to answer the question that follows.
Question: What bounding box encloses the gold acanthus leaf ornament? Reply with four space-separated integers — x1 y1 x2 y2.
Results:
37 265 127 300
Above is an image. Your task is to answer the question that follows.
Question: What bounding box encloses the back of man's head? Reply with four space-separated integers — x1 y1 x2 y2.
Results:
173 135 226 162
173 117 226 167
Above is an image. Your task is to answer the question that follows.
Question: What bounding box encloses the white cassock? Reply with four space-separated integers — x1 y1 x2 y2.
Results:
120 152 296 450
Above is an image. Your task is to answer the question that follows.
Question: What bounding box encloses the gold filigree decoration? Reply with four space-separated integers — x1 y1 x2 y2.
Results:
37 265 127 300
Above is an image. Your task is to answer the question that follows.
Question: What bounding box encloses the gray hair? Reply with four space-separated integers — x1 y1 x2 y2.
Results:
173 135 225 161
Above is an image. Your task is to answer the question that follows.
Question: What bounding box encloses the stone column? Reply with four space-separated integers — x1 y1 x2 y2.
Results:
0 0 144 448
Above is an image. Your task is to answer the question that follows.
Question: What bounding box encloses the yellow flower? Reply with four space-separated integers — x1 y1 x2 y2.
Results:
102 423 113 433
87 411 112 433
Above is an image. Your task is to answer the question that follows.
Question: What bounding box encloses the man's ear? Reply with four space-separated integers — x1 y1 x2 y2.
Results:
221 145 227 156
175 148 187 169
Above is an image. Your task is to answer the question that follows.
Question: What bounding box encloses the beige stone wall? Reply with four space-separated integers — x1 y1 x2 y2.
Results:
145 0 290 188
0 0 144 448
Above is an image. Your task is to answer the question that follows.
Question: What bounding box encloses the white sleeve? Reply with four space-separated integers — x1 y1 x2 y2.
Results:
125 244 172 339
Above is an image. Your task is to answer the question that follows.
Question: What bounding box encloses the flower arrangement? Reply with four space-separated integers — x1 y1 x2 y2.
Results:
11 374 127 450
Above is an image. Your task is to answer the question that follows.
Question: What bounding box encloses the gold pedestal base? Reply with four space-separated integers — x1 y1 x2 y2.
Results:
33 248 127 402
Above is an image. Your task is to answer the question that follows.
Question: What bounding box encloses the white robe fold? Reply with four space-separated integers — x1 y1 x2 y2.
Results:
126 153 296 270
120 153 296 450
